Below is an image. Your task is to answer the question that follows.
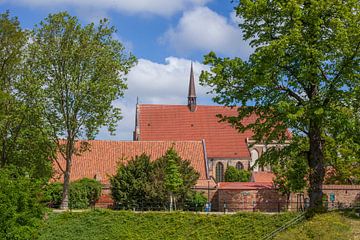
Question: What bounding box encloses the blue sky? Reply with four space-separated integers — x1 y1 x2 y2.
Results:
1 0 252 140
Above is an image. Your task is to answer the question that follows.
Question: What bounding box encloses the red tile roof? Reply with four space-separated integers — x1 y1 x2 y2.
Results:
251 172 276 183
217 182 274 190
137 104 256 158
54 140 207 185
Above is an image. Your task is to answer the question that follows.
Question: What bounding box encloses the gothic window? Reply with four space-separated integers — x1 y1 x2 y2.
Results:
215 162 224 182
236 161 244 170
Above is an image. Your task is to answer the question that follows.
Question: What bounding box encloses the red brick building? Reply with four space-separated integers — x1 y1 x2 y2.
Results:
133 63 277 183
54 140 209 185
53 65 360 211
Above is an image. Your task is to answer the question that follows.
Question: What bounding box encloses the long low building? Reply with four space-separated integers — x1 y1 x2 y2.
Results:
53 140 210 185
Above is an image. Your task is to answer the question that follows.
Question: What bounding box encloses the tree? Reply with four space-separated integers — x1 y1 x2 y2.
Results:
224 166 250 182
200 0 359 210
27 12 136 209
260 137 308 206
322 106 360 184
154 148 199 210
164 150 183 211
0 11 54 179
110 154 154 209
110 149 201 211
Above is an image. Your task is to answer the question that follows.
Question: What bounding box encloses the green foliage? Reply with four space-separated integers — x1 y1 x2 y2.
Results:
224 166 250 182
275 212 355 240
110 148 200 210
45 178 102 209
39 209 298 240
0 11 54 179
25 11 136 208
69 178 102 209
200 0 360 209
259 137 308 197
323 107 360 184
184 192 207 211
110 154 155 209
44 182 63 208
154 148 200 205
164 149 183 194
0 166 45 240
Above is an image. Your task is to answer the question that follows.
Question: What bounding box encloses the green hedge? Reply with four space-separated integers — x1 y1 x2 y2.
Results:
0 166 45 240
45 178 102 209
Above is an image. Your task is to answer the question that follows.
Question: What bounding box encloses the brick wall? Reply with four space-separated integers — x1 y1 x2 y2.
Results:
96 184 360 211
216 188 288 212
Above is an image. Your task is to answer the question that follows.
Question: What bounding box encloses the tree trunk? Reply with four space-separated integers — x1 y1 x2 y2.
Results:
169 193 173 212
308 120 325 211
60 139 73 210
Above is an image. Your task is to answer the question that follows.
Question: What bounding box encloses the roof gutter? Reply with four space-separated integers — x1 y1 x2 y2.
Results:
202 139 209 179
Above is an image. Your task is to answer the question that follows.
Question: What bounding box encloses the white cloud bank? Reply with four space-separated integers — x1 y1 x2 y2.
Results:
4 0 210 17
97 57 212 140
161 7 252 58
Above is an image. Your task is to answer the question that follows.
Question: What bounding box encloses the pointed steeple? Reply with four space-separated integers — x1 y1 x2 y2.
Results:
188 62 197 112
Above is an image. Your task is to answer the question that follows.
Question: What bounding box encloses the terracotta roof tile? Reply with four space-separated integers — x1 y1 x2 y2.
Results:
251 172 275 183
138 105 256 158
54 140 207 185
218 182 274 190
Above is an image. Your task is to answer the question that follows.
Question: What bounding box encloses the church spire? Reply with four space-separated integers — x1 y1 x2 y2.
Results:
188 62 197 112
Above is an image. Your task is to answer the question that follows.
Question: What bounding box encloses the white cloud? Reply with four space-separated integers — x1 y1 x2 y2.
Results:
5 0 211 17
96 57 212 140
161 7 252 58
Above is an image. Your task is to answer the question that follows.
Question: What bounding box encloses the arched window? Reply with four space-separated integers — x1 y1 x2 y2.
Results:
215 162 224 182
236 161 243 170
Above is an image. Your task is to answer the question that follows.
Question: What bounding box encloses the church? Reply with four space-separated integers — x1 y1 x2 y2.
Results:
53 64 360 211
133 64 272 183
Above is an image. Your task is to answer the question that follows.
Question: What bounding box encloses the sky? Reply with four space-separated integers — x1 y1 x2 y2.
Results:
1 0 252 140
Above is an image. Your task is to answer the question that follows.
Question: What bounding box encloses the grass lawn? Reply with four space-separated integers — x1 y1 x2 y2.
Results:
39 210 359 240
39 210 297 240
275 211 360 240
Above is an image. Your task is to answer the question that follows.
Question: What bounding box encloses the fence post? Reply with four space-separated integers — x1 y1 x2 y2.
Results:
278 202 280 213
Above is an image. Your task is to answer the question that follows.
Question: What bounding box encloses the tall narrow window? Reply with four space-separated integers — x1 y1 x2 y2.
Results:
216 162 224 182
236 161 243 170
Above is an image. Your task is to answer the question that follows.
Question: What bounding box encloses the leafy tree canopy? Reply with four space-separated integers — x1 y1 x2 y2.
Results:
0 11 54 179
201 0 359 210
25 12 137 209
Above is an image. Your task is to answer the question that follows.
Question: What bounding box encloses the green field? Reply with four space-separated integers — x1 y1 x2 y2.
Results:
275 211 360 240
39 210 359 240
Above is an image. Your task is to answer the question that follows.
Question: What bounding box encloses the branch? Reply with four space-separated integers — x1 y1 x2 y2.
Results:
275 85 305 105
317 65 328 82
323 41 360 106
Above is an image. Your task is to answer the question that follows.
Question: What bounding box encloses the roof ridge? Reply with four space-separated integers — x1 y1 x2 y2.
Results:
72 139 203 143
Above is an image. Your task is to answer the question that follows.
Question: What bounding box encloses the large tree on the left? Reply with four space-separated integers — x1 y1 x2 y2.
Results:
27 12 136 209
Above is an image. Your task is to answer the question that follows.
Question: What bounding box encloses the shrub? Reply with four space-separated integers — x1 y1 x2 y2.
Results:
70 178 102 209
111 149 201 211
184 192 207 211
44 182 63 208
225 166 251 182
45 178 102 209
0 166 45 240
